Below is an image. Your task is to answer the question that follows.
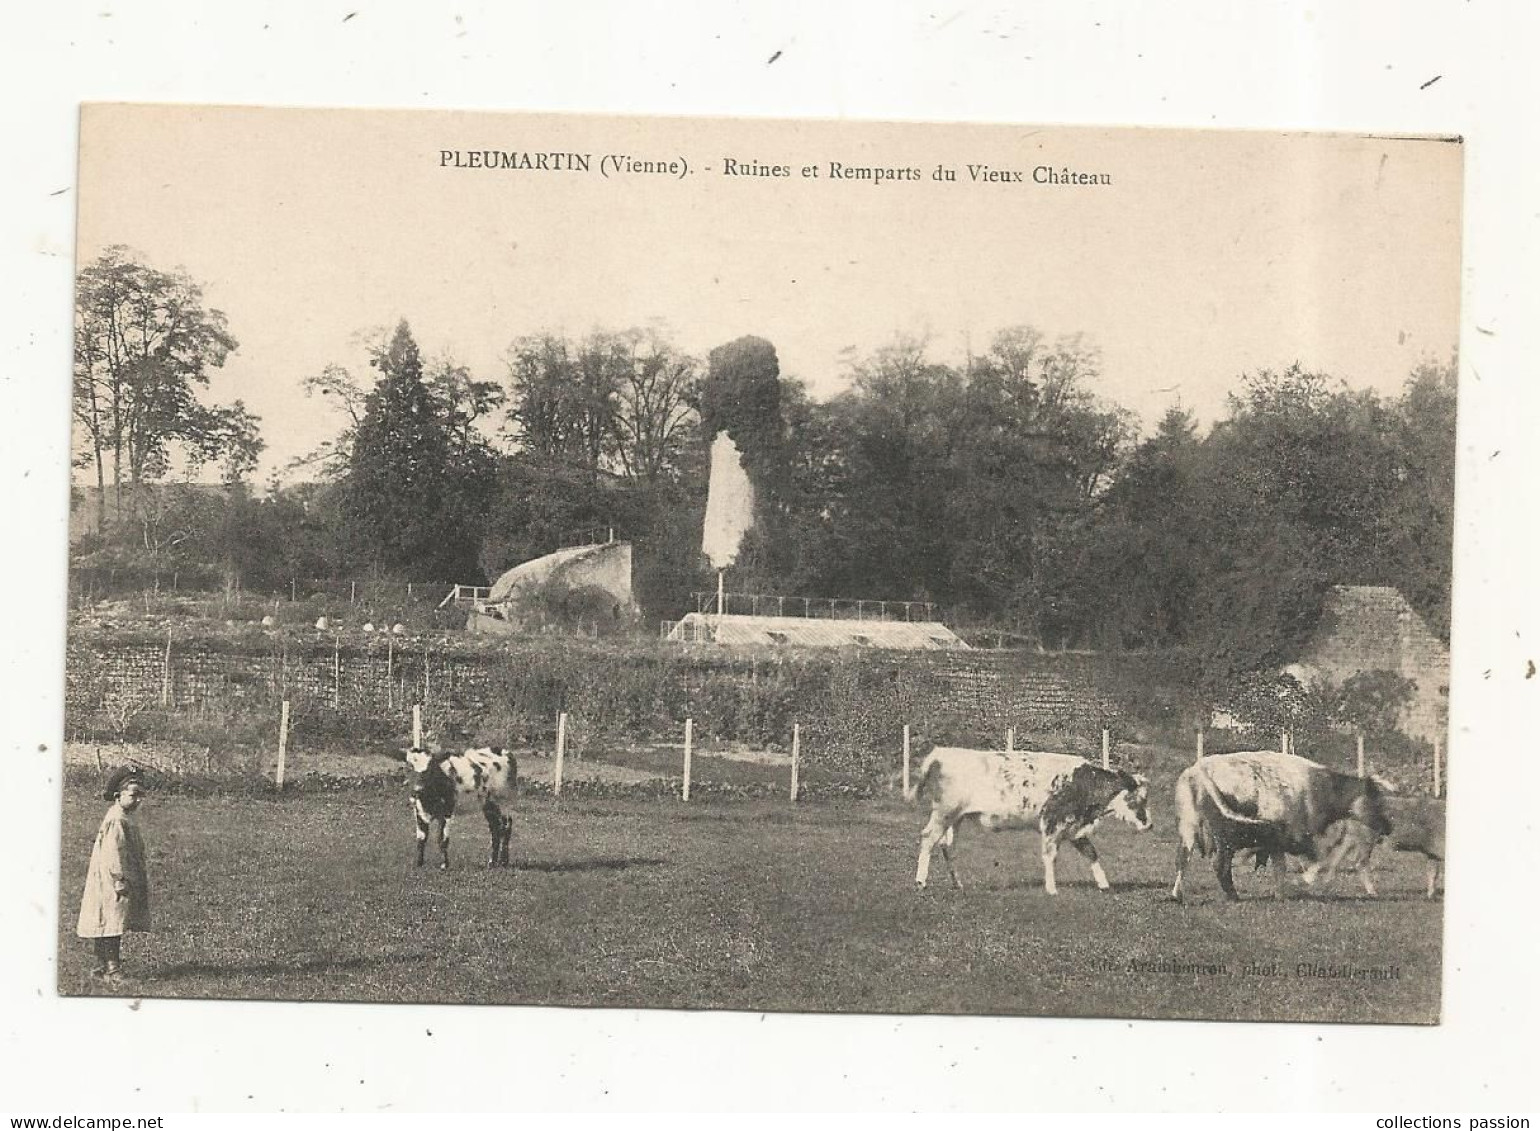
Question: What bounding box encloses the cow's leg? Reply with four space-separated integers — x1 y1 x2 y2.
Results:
1069 832 1110 891
1271 851 1292 900
1302 824 1341 888
1215 846 1240 901
1360 863 1378 898
413 805 430 867
1352 842 1378 897
937 824 963 890
1309 832 1356 891
483 803 512 867
439 815 452 870
915 811 945 888
1171 837 1191 902
481 800 502 868
1039 830 1061 895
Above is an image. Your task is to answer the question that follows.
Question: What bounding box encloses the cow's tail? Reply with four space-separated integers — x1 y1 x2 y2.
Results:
905 750 942 804
1190 763 1273 830
1174 768 1214 857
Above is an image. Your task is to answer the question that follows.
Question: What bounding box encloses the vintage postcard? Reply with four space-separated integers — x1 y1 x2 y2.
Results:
63 104 1460 1024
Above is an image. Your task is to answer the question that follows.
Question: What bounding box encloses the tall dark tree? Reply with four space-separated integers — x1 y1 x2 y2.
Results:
699 335 785 481
504 330 626 478
822 337 963 602
341 320 495 581
1388 354 1457 638
945 328 1129 629
1070 407 1205 649
503 332 582 466
502 325 700 486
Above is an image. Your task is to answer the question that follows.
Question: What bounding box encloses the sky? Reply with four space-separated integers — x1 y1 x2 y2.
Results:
75 104 1464 484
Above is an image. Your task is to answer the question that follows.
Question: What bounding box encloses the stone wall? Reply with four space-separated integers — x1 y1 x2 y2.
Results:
67 634 506 727
479 542 638 634
564 542 635 611
1296 586 1450 743
65 629 1186 756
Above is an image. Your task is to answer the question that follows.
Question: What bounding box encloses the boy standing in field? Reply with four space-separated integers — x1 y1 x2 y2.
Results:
77 767 151 982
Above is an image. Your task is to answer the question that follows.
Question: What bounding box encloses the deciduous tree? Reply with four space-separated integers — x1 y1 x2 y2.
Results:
73 246 255 529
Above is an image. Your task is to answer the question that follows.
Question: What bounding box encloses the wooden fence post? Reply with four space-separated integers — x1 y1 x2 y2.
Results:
333 635 342 710
161 628 173 707
682 718 694 802
386 636 394 710
1433 735 1442 798
1196 728 1205 764
554 712 567 797
1357 732 1366 777
1102 728 1110 770
1005 727 1014 754
275 700 290 791
902 724 911 798
790 723 801 803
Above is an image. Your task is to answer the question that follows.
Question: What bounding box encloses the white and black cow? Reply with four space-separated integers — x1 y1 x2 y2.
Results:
389 746 518 869
1170 750 1391 902
909 747 1152 894
1314 793 1445 900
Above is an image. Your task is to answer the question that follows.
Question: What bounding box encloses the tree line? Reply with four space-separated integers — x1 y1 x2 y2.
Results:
71 247 1456 688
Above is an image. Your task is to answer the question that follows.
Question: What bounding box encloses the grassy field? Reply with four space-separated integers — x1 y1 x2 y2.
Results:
56 771 1443 1024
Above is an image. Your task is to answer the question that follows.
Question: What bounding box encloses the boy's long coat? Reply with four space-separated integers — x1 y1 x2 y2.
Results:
76 803 151 937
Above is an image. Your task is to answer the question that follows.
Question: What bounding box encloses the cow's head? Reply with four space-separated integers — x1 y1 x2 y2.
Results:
1353 775 1394 837
398 746 452 797
1107 771 1153 831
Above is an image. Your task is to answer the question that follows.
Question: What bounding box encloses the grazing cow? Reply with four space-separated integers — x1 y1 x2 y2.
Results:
1314 793 1446 899
1170 751 1391 902
909 747 1152 894
389 746 518 869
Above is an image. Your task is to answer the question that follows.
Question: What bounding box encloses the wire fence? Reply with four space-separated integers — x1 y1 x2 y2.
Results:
70 567 461 610
688 591 938 621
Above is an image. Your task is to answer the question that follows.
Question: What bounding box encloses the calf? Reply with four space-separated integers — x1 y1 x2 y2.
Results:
1171 751 1391 902
1315 793 1445 899
389 745 518 869
909 746 1152 894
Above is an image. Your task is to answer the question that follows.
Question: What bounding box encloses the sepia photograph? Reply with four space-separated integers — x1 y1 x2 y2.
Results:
58 104 1464 1028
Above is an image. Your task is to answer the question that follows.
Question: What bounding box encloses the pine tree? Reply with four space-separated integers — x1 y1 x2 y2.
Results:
342 320 488 581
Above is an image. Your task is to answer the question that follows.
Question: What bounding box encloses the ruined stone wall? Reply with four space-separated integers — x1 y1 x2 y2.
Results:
1299 586 1450 743
562 542 636 612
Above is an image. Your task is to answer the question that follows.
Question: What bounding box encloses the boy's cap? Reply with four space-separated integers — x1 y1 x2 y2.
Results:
102 766 147 801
